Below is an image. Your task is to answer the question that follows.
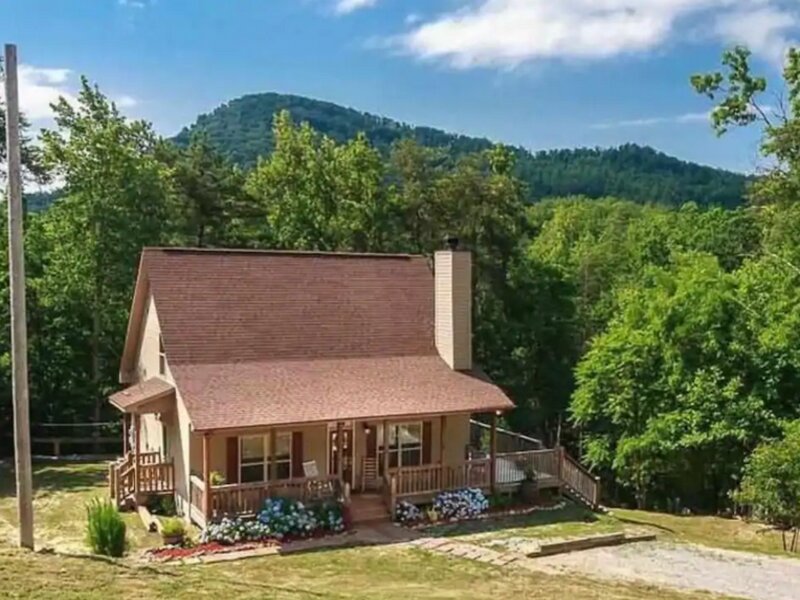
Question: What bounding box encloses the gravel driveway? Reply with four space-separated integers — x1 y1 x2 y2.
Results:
525 541 800 600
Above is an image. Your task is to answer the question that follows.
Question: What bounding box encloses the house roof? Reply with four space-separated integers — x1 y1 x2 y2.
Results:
133 247 436 366
171 355 513 432
109 377 175 412
116 247 514 429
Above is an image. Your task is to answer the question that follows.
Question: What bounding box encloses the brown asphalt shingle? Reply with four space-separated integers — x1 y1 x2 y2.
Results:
124 248 513 429
141 248 435 364
171 355 513 431
109 377 175 410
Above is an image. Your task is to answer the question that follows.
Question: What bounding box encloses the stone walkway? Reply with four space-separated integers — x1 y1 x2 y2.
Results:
410 537 526 567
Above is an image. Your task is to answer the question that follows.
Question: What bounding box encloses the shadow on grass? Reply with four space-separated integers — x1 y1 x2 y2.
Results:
614 514 677 535
0 460 108 498
424 501 599 538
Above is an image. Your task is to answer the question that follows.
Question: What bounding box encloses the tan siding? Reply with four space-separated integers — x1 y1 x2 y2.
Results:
434 250 472 370
136 295 162 381
443 413 470 465
194 423 331 484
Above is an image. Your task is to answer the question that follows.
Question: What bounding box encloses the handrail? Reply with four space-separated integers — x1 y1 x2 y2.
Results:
496 448 559 459
211 474 339 492
209 475 341 518
469 419 544 449
564 452 599 481
190 474 206 492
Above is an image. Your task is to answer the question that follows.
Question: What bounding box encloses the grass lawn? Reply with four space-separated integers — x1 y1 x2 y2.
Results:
426 501 625 544
613 507 795 558
0 460 758 599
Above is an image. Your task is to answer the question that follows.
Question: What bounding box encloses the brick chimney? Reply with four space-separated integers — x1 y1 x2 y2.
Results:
435 237 472 370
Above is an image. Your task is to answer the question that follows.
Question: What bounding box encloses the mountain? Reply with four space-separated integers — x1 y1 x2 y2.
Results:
174 92 748 208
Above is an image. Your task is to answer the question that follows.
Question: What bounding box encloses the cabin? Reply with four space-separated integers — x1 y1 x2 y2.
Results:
108 242 598 526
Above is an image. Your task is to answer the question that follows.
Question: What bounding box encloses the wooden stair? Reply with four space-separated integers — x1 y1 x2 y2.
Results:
360 457 380 491
349 493 390 524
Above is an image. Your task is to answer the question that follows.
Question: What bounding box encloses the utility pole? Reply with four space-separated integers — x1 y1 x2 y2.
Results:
4 43 34 550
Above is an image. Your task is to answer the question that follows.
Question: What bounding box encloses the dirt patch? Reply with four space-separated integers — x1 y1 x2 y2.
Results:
524 540 800 600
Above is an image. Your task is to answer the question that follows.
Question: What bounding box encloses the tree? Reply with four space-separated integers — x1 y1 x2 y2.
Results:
0 59 50 184
245 111 392 251
37 78 175 423
692 46 800 205
160 134 250 247
571 240 800 510
735 421 800 552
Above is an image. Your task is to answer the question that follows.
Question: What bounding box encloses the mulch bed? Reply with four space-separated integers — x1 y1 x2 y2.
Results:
145 528 353 562
146 540 279 561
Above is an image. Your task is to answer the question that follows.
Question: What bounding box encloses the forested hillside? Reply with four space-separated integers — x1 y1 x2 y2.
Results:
174 92 747 208
3 46 800 521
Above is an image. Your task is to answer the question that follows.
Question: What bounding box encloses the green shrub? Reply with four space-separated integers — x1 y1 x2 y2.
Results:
147 495 176 516
85 498 127 557
160 517 185 537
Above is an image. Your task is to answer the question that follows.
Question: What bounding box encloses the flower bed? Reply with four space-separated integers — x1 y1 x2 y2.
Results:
396 494 568 530
146 539 278 562
201 498 346 545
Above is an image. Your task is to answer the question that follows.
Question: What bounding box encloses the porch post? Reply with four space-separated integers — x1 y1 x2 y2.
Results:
490 412 498 494
336 421 344 481
202 432 212 523
133 413 141 498
439 415 446 465
269 429 277 483
122 413 129 455
382 420 390 477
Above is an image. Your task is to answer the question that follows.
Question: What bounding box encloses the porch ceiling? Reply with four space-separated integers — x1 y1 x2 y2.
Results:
109 377 176 414
171 355 514 432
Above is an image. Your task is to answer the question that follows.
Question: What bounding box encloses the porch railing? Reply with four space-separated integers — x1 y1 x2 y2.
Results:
392 458 491 498
189 475 207 527
210 475 341 518
108 451 174 503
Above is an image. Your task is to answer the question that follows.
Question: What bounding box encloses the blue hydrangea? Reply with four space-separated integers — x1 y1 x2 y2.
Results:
395 500 422 524
201 498 346 544
432 488 488 520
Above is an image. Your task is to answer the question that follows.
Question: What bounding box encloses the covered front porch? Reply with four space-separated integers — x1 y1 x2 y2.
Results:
183 413 567 527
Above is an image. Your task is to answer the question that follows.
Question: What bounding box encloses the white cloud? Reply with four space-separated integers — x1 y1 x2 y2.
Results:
591 111 711 129
335 0 377 15
4 65 78 121
714 6 797 65
114 94 138 108
118 0 148 8
1 65 140 123
398 0 800 69
405 13 422 25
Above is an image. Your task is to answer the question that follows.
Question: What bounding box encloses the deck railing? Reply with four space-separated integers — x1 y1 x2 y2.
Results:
189 475 207 527
139 462 175 494
561 452 600 507
210 475 341 518
495 449 561 486
392 459 491 498
108 451 174 503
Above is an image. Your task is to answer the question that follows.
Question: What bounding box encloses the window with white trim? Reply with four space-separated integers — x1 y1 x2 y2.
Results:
239 433 293 483
240 436 268 483
272 432 292 480
158 335 166 375
384 423 422 468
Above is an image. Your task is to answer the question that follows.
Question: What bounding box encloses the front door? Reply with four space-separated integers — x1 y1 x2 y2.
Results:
329 428 353 486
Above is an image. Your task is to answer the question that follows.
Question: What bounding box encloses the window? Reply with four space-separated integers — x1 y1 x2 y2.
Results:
240 436 267 483
158 335 166 375
385 423 422 468
239 433 293 483
272 433 292 480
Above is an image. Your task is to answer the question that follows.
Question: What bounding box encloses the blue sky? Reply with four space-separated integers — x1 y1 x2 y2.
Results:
2 0 798 172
